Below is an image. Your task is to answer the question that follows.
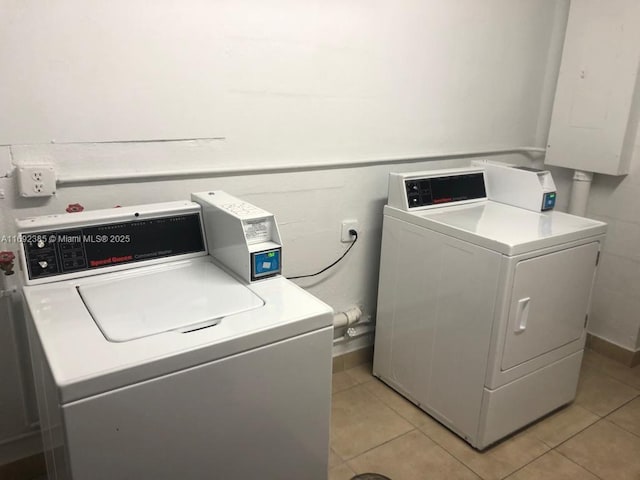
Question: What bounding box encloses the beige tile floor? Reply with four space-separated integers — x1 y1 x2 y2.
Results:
329 349 640 480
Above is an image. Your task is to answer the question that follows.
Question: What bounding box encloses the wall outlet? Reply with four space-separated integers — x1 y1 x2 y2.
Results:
18 165 57 197
341 220 359 242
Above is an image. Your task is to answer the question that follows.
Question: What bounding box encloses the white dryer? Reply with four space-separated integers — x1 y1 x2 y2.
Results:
19 198 333 479
373 167 607 449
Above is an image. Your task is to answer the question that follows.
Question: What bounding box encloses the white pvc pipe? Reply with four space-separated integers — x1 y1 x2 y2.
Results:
55 146 546 185
568 170 594 217
333 306 363 329
332 324 375 345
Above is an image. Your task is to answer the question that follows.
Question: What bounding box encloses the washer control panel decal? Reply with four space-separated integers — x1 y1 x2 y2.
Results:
22 213 205 280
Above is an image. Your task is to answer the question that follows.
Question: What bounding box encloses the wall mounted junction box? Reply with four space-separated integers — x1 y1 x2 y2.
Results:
17 165 57 197
545 0 640 175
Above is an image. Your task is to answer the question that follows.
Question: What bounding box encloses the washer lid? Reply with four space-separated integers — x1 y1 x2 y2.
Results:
78 261 264 342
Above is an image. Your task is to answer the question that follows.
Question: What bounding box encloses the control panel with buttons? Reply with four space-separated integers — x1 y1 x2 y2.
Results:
404 172 487 208
24 235 61 278
21 214 205 281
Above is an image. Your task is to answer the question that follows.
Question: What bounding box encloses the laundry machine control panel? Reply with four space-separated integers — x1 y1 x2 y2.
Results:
192 191 284 283
404 172 486 208
21 213 205 281
388 169 488 211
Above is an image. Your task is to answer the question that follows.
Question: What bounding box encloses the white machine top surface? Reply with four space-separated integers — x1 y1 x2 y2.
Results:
385 201 607 255
24 256 333 403
79 261 264 342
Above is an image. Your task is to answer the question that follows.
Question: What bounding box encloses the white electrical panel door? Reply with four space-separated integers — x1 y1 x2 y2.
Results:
545 0 640 175
501 242 599 371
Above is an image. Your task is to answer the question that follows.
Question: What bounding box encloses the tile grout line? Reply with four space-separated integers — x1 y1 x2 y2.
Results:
581 365 640 393
364 381 424 427
503 419 606 480
332 376 415 465
343 427 485 480
501 451 546 480
331 376 374 396
512 390 639 478
552 442 606 480
339 374 431 431
331 382 361 396
494 444 551 480
605 422 640 440
502 412 608 479
598 373 640 390
359 379 489 474
452 449 486 480
362 377 451 435
362 377 549 480
333 361 639 478
341 427 418 465
582 353 640 440
574 388 638 418
535 403 603 451
602 394 640 437
583 357 640 390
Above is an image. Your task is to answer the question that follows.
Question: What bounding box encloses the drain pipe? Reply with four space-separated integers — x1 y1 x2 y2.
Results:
568 170 594 217
332 305 374 346
333 306 363 329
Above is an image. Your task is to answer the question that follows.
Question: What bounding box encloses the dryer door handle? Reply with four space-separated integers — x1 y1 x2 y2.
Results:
515 297 530 333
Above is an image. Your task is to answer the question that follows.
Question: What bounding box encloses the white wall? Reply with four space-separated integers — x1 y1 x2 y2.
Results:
587 119 640 351
2 0 564 153
0 0 570 465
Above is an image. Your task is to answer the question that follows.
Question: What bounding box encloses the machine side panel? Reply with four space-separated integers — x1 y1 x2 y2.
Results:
198 202 251 281
372 215 401 382
373 215 501 442
25 307 70 480
62 327 333 480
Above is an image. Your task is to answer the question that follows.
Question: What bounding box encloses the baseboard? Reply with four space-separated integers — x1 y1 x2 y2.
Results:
0 453 45 480
332 346 374 372
586 333 640 367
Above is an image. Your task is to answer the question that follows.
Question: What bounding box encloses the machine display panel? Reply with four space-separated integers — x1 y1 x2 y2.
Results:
542 192 557 211
23 213 205 280
251 248 281 280
405 172 486 208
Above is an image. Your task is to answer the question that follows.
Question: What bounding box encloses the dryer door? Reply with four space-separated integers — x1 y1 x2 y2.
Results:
501 242 599 370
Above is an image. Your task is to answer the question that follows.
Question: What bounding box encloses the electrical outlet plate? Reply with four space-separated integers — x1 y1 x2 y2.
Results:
18 165 57 197
341 220 358 242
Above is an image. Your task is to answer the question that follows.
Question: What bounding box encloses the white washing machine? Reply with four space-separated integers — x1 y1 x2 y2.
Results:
373 167 607 449
19 196 333 479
